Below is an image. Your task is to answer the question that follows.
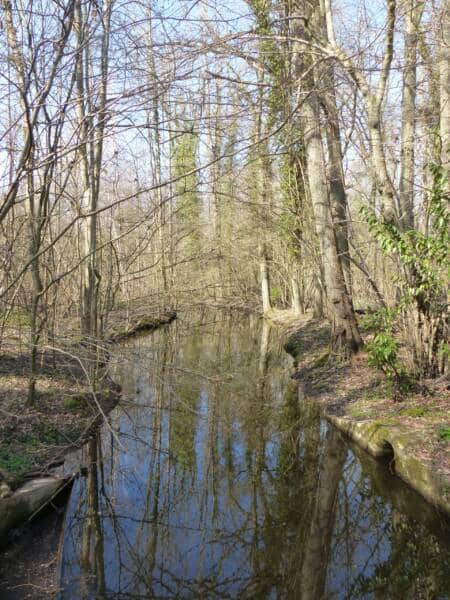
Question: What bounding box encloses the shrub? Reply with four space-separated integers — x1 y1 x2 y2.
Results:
360 163 449 378
367 332 413 400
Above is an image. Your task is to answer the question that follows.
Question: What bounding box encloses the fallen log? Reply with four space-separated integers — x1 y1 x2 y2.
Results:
0 476 72 546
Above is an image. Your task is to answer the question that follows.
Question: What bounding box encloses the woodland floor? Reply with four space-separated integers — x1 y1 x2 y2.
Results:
0 341 118 600
0 304 175 489
282 315 450 495
0 345 119 491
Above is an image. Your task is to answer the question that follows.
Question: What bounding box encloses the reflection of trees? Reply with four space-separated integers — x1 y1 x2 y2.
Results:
299 427 346 599
249 384 347 600
58 313 450 599
170 331 201 478
79 434 106 600
349 513 450 599
259 319 270 375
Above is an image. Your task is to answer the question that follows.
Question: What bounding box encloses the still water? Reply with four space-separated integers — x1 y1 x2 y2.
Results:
58 312 450 599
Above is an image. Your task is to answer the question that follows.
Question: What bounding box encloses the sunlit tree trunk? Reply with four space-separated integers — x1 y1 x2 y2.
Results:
75 0 112 342
319 61 353 293
399 0 424 229
323 0 398 220
206 80 224 300
291 275 302 314
440 0 450 189
291 0 362 355
259 243 272 314
147 8 167 297
303 96 361 354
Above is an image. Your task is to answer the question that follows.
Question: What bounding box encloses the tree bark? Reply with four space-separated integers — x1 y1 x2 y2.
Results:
291 275 302 314
399 0 424 229
440 0 450 189
259 243 272 314
291 0 362 355
75 0 112 340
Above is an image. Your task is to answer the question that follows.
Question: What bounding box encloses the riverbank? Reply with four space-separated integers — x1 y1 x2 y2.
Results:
0 350 120 495
0 305 176 598
282 315 450 515
0 306 176 493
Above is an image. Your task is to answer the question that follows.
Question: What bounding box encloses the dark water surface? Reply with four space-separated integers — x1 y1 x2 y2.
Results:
58 312 450 599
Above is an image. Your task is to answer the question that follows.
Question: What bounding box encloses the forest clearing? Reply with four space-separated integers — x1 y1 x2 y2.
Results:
0 0 449 597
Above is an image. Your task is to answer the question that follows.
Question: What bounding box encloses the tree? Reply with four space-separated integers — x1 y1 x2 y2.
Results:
290 0 362 355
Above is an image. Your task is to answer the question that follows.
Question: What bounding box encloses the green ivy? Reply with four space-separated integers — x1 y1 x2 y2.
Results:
360 163 449 379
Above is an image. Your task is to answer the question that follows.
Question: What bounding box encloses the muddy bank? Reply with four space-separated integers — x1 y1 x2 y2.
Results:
283 317 450 516
0 485 70 599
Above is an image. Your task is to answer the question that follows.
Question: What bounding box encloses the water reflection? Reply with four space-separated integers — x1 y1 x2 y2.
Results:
58 312 450 599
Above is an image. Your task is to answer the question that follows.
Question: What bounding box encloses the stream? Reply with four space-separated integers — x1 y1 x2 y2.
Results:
57 311 450 599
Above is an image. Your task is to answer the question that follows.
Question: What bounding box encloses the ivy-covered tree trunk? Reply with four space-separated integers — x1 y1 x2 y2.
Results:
172 128 202 265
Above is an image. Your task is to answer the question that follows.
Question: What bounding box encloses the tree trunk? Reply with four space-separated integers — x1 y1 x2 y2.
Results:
291 275 302 314
259 243 272 314
75 0 111 342
320 68 353 293
147 8 167 296
440 0 450 188
290 0 362 355
80 187 99 338
303 96 361 353
399 0 424 229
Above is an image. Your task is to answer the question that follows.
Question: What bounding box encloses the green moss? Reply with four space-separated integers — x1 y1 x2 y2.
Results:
349 408 370 419
138 316 158 328
367 418 400 435
0 449 32 480
399 407 428 418
63 395 86 410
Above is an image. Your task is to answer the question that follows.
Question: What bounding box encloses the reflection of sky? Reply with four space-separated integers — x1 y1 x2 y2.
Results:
58 314 450 599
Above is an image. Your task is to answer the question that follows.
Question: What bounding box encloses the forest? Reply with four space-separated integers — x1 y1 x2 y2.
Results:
0 0 449 595
0 0 448 392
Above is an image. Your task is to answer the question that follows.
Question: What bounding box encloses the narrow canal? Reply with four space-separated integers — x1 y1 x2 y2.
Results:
58 311 450 599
